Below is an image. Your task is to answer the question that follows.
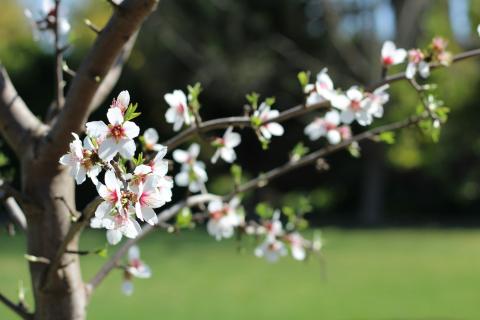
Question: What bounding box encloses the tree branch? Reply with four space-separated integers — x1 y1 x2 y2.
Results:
87 113 426 294
44 0 159 160
163 47 480 151
0 65 46 156
0 292 32 320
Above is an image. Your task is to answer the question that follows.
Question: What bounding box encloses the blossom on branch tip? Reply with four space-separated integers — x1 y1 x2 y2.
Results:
406 49 430 79
381 41 407 66
122 246 151 296
173 144 208 193
253 102 284 140
207 197 244 240
86 107 140 161
59 133 102 185
164 90 193 131
211 127 241 164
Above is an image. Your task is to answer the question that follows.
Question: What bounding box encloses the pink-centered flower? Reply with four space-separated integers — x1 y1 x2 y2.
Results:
173 144 208 193
406 49 430 79
332 87 374 126
254 102 284 140
207 197 244 240
304 110 349 144
254 235 288 263
130 175 167 226
86 107 140 161
164 90 193 131
381 41 407 66
286 232 307 261
211 127 241 164
59 133 102 185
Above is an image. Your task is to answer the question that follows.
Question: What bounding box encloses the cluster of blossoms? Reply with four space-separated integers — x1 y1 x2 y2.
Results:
303 37 451 145
246 211 322 263
60 91 173 245
24 0 70 47
303 69 389 144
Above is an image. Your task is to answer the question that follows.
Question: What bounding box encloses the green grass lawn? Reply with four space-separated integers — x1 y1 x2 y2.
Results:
1 229 480 319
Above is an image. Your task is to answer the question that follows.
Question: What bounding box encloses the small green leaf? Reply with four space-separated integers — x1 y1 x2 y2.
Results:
230 164 242 185
265 96 276 107
378 131 396 144
176 207 193 228
255 202 274 219
297 71 310 89
290 142 309 161
246 92 260 110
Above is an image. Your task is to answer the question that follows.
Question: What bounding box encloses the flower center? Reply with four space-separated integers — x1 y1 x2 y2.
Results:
382 56 394 65
350 99 361 111
177 103 185 114
109 124 125 142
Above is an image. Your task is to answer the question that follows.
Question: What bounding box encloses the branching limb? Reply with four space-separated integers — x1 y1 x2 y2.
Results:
0 65 46 156
45 0 159 161
164 48 480 151
88 114 425 294
0 292 32 320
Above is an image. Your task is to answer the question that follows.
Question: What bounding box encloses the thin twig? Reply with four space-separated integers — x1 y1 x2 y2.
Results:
0 292 32 320
84 19 101 34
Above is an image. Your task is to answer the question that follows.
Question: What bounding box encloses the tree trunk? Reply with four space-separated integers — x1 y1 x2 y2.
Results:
22 152 86 320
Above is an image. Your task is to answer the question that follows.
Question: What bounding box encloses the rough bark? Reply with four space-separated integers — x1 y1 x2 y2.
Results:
22 152 86 320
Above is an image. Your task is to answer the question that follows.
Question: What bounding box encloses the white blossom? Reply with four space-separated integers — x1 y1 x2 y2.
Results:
143 128 164 152
173 143 208 193
304 110 350 144
206 197 244 240
332 87 375 126
305 68 335 106
24 0 70 47
164 90 193 131
406 49 430 79
86 107 140 161
253 102 284 140
254 235 288 263
59 133 102 185
111 90 130 113
381 41 407 66
286 232 307 261
364 84 390 119
211 127 241 163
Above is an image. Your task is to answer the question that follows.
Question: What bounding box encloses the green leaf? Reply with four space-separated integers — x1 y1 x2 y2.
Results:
290 142 309 161
297 71 310 89
230 164 242 185
378 131 396 144
124 103 141 121
246 92 260 110
265 96 276 107
255 202 274 219
187 82 203 113
176 208 193 229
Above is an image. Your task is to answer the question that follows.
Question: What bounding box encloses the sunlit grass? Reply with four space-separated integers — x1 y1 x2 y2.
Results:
1 229 479 319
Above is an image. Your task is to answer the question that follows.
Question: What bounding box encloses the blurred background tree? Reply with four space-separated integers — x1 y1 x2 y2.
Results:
2 0 480 228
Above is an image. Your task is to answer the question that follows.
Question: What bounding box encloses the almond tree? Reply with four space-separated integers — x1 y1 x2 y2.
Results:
0 1 479 319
